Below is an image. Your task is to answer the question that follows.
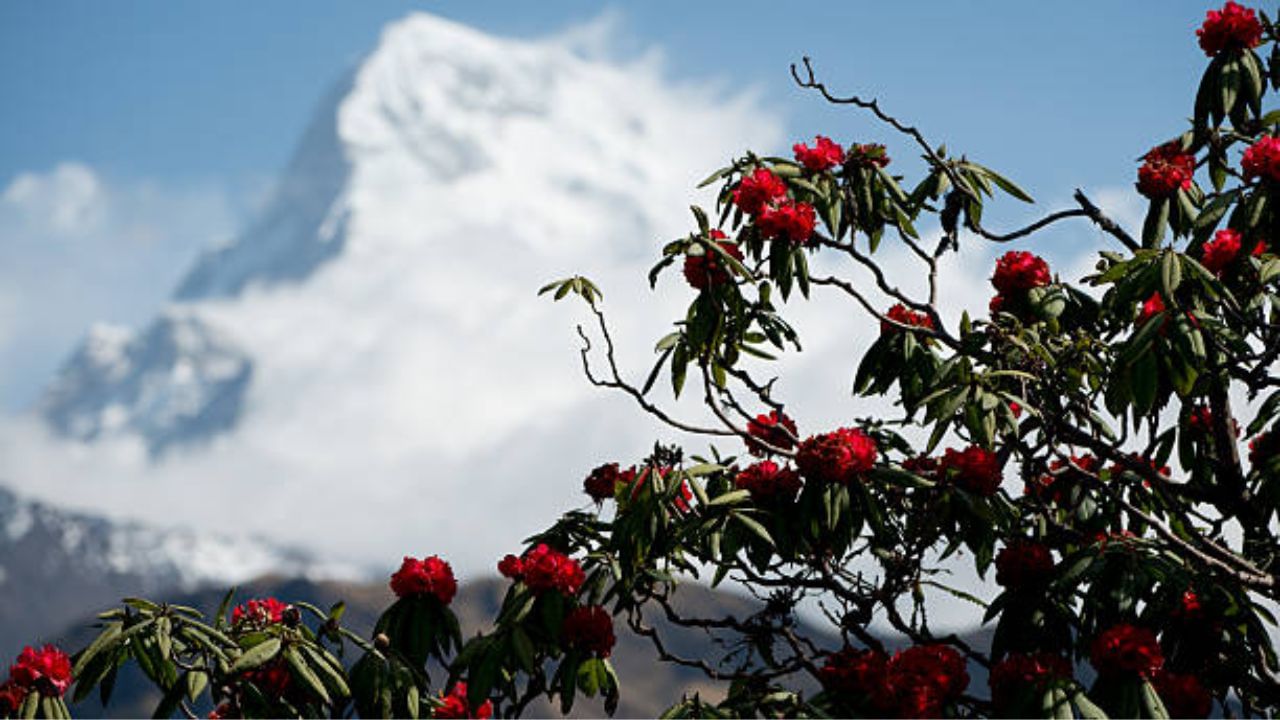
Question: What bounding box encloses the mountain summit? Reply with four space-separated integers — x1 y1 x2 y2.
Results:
20 13 778 570
39 13 778 458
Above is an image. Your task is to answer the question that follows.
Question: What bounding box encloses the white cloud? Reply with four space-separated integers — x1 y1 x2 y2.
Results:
0 14 1123 636
0 164 246 409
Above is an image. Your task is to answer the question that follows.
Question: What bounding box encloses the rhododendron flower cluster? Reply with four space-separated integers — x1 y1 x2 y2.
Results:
244 661 293 698
390 555 458 605
847 143 890 168
1090 623 1164 678
796 428 878 485
5 645 72 698
0 681 26 717
792 135 845 172
1249 429 1280 468
1136 142 1196 198
433 682 493 719
735 460 802 504
819 647 886 700
1243 135 1280 182
991 251 1051 294
902 454 939 478
745 409 798 456
731 168 787 216
1137 291 1166 326
1201 227 1243 275
987 652 1072 710
583 462 627 501
883 645 970 719
1026 454 1098 503
1153 670 1213 718
939 445 1001 495
231 596 289 627
881 303 935 335
994 540 1054 588
757 199 816 245
561 605 616 658
624 465 693 512
683 231 744 290
1197 1 1264 56
1189 404 1239 436
820 645 967 718
498 544 585 596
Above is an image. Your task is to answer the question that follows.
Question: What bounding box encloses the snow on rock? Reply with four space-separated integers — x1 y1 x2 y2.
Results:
40 313 251 455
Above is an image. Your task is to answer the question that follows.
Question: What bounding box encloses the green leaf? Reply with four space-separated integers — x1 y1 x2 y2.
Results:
1072 687 1110 720
1142 198 1169 248
708 489 751 507
1221 55 1241 118
1161 251 1182 298
230 637 282 675
730 511 775 547
285 646 332 706
73 622 123 677
1140 679 1169 719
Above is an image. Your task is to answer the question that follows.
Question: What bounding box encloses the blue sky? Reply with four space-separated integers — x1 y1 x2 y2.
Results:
2 2 1212 189
0 2 1219 409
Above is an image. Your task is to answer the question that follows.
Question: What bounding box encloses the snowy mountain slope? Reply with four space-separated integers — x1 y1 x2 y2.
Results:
37 13 781 458
40 313 251 454
12 12 789 573
0 483 344 654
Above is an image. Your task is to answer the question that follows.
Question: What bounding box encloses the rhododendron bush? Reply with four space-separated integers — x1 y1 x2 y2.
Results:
20 3 1280 718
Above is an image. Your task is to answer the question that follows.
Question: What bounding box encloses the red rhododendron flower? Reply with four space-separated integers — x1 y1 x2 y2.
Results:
940 445 1001 495
1153 670 1213 718
881 303 935 335
1249 430 1280 469
848 143 890 168
1009 401 1023 418
757 199 816 245
819 648 888 709
562 605 616 658
390 555 457 605
1201 228 1242 275
583 462 625 501
902 455 939 479
683 232 744 290
991 251 1051 294
1253 239 1270 256
988 652 1072 710
1091 623 1164 678
746 409 798 456
884 645 969 719
1197 1 1263 56
1137 291 1166 326
0 681 27 715
1174 589 1205 621
1243 135 1280 183
625 466 693 512
1026 454 1098 503
988 293 1007 316
231 597 289 627
433 682 493 719
1137 142 1196 198
793 135 845 172
497 554 523 579
732 168 788 216
1188 405 1239 437
505 544 585 596
796 428 878 485
995 540 1054 588
735 460 803 504
244 661 292 698
8 645 72 697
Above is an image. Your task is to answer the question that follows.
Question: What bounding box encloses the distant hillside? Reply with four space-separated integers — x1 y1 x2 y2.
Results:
56 576 829 718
